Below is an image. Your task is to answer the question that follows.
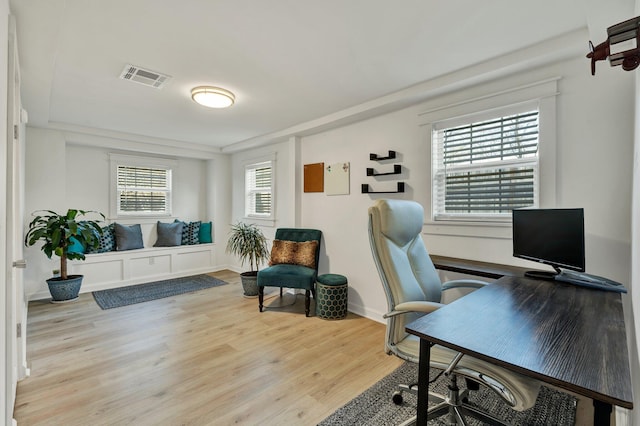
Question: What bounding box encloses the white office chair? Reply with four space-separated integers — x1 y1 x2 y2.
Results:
368 199 541 425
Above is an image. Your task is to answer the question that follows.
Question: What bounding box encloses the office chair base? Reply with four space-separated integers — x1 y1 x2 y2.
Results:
393 383 418 404
428 392 508 426
392 377 509 426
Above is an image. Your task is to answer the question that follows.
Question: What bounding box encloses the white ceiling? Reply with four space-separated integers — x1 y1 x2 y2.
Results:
9 0 635 152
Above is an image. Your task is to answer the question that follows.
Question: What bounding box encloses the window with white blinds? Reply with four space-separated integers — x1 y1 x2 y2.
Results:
109 154 176 218
432 109 539 221
245 161 273 218
116 165 172 215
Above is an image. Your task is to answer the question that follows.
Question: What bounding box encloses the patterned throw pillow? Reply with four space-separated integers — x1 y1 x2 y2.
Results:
86 223 115 253
177 220 201 245
269 240 297 265
269 239 318 269
294 240 318 269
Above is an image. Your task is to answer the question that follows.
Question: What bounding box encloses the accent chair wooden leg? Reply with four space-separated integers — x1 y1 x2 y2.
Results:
305 290 311 317
258 286 264 312
280 287 283 297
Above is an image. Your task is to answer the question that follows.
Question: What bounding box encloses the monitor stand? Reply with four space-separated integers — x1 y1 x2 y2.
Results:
524 270 558 280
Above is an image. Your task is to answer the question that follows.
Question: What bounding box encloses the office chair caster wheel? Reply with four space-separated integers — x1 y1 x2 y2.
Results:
392 391 403 405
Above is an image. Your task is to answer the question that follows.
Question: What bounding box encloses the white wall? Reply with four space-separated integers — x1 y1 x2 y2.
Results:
232 54 635 322
23 128 231 298
64 144 207 223
301 107 424 318
23 128 66 295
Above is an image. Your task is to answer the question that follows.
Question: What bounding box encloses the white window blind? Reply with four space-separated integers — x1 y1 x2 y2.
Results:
245 161 273 218
432 109 539 220
117 165 171 215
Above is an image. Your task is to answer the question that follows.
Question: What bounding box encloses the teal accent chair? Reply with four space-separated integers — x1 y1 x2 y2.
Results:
257 228 322 316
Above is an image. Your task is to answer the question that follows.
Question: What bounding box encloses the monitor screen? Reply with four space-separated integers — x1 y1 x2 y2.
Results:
512 208 585 273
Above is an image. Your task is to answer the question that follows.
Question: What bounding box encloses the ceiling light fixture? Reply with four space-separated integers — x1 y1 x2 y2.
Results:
191 86 235 108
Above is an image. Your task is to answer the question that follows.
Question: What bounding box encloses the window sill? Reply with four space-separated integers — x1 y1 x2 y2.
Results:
424 220 512 240
109 214 173 223
243 217 276 228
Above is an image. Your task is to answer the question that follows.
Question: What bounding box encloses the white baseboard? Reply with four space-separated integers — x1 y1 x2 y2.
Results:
348 301 385 324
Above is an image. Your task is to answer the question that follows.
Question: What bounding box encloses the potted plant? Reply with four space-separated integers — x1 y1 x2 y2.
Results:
226 222 269 297
25 209 105 302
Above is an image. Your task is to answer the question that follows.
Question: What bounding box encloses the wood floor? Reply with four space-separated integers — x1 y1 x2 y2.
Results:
14 270 596 425
14 270 403 425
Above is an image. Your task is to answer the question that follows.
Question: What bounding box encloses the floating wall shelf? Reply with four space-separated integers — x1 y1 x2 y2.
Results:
369 150 396 161
367 164 401 176
361 182 405 194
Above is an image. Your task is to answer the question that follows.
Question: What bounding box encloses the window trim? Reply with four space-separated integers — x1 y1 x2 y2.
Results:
419 78 558 238
244 155 275 221
431 104 540 222
109 153 177 219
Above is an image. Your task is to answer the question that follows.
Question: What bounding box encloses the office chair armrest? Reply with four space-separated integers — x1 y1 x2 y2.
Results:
442 279 489 291
384 301 444 318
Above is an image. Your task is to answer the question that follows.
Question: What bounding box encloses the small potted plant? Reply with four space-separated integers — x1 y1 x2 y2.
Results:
25 209 105 302
226 222 269 297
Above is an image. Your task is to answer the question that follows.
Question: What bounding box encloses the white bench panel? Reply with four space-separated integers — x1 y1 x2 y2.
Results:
72 259 124 288
130 254 172 279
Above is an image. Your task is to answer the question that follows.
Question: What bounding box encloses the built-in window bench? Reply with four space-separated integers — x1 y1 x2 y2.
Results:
69 243 217 293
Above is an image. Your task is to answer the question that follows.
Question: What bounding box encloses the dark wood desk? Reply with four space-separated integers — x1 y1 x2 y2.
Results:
406 275 633 426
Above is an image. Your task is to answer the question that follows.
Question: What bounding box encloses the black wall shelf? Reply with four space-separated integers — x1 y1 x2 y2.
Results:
361 182 405 194
369 150 396 161
367 164 401 176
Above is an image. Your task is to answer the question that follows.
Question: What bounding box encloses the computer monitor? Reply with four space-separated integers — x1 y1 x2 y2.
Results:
512 208 585 279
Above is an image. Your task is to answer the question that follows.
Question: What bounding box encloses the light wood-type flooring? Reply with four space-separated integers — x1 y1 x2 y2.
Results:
14 270 403 425
15 270 594 425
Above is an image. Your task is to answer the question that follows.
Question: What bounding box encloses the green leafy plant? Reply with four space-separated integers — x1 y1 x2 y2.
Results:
25 209 105 280
225 222 269 274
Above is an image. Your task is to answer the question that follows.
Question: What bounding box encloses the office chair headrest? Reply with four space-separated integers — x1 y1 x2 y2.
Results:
371 199 424 247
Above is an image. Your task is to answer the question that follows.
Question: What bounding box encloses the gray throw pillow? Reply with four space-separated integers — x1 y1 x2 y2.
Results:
154 221 183 247
114 223 144 251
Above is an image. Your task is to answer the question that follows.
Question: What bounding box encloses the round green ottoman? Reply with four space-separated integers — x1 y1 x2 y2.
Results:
316 274 348 320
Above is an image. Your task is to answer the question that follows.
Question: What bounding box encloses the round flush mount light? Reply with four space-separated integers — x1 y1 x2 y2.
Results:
191 86 235 108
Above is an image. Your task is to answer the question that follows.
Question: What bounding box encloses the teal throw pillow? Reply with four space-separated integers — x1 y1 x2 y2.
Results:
67 236 85 254
199 221 212 243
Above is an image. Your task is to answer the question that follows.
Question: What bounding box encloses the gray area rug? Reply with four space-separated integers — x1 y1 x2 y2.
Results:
319 362 576 426
92 274 227 309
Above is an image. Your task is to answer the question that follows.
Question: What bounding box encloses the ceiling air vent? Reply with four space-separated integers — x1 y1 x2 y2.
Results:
119 64 171 89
